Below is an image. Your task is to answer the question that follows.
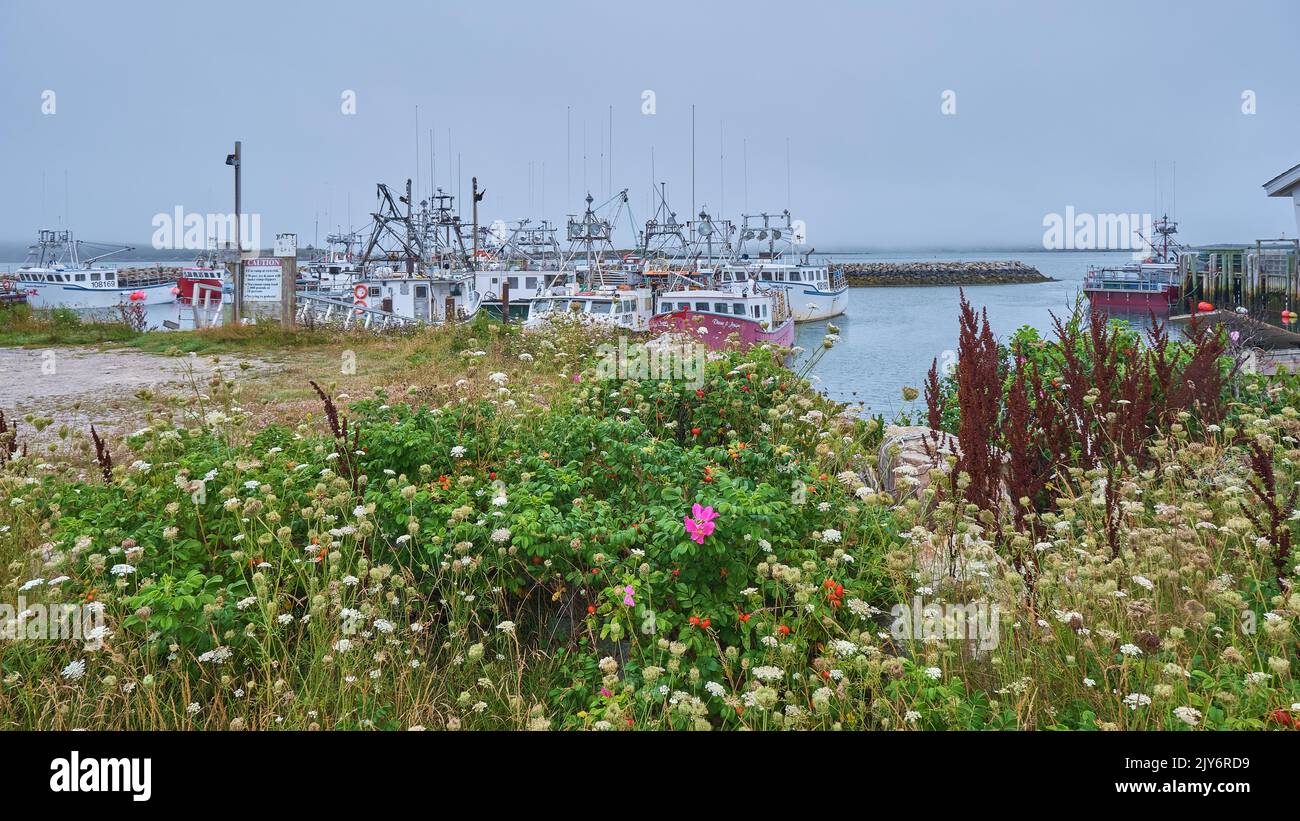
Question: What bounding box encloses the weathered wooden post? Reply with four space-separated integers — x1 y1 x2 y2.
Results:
275 233 298 329
501 279 510 324
280 256 297 329
445 296 456 323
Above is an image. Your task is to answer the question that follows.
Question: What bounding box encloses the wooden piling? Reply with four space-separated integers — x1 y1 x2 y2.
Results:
280 255 297 329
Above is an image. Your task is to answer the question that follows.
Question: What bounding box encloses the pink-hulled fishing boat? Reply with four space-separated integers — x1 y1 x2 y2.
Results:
649 287 794 350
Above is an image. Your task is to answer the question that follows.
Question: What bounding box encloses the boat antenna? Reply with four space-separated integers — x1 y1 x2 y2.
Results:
743 138 749 214
690 104 696 224
785 137 792 212
566 106 571 209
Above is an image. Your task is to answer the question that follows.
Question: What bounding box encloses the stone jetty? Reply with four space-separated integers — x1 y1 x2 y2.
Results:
837 260 1050 287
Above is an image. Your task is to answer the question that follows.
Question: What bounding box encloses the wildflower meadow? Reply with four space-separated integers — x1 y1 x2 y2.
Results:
1 303 1298 731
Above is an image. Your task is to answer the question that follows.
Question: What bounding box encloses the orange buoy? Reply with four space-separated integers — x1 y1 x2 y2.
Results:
1196 301 1214 313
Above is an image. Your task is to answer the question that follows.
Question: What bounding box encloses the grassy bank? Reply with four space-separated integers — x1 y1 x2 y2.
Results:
0 304 140 347
0 306 1297 730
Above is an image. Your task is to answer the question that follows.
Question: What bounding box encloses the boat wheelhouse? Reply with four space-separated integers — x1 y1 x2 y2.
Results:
474 266 568 320
523 285 654 332
176 250 230 305
649 286 794 350
724 212 847 321
15 229 173 309
714 261 847 321
1082 262 1181 310
349 270 481 324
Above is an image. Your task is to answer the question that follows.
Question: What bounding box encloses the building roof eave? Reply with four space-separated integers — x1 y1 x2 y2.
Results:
1263 162 1300 197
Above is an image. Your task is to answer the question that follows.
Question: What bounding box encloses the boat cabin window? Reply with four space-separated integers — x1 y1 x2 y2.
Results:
526 277 538 290
759 272 772 281
415 285 428 298
76 273 86 282
714 302 729 313
733 303 746 316
590 301 611 314
789 272 802 282
368 286 381 297
400 282 410 295
508 276 519 289
90 272 101 282
532 300 551 314
695 301 709 312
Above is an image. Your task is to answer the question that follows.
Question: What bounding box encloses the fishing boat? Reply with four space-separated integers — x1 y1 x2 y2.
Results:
300 230 363 295
473 220 568 320
523 191 656 331
649 284 794 350
14 229 174 308
1083 215 1184 311
175 250 229 305
523 284 654 332
719 212 847 321
349 269 481 324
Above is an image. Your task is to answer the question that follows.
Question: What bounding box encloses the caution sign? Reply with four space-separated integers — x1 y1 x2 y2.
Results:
244 258 283 303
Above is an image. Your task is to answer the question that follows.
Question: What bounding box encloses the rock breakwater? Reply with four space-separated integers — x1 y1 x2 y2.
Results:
838 260 1050 287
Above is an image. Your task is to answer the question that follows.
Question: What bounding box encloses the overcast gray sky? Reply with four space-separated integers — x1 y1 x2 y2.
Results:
2 0 1298 250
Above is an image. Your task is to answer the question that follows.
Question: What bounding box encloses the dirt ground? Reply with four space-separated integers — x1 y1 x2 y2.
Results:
0 346 277 444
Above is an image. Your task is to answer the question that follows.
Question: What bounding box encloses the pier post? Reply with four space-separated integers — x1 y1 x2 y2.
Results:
280 255 297 329
445 296 456 323
501 279 509 323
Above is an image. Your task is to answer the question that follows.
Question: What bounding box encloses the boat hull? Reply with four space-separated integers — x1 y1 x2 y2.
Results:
649 311 795 350
1084 287 1177 311
480 299 530 321
177 272 227 304
773 283 849 321
20 280 177 309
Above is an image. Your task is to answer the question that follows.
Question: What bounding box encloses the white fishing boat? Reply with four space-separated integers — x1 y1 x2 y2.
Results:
523 284 654 332
14 230 174 309
349 269 481 324
522 191 654 331
472 219 568 320
300 230 363 295
719 212 847 321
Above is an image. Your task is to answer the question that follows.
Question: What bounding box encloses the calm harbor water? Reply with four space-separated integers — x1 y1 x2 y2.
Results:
7 250 1141 415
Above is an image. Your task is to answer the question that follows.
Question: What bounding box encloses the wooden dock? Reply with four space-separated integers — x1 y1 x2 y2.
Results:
1169 308 1300 350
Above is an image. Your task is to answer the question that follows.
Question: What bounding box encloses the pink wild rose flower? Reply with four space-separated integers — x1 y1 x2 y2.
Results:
684 503 718 544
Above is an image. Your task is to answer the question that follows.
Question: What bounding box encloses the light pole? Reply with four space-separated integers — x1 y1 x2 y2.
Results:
225 141 242 322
